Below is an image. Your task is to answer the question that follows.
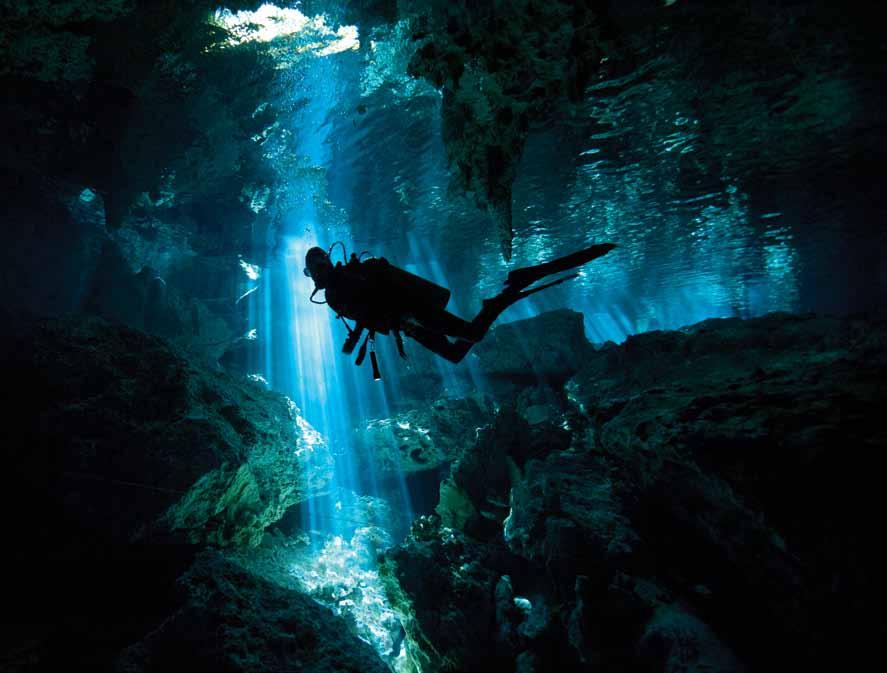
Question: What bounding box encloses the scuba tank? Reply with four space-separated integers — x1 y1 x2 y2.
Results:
312 243 450 381
383 264 451 314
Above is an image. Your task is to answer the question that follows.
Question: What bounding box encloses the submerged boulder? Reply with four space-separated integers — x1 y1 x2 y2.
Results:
636 604 745 673
352 395 493 480
379 516 515 673
1 316 344 671
436 409 573 538
117 550 388 673
473 309 592 386
569 311 887 670
505 450 640 577
3 315 333 553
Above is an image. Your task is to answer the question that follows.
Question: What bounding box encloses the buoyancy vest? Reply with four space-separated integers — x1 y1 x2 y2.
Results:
324 257 451 334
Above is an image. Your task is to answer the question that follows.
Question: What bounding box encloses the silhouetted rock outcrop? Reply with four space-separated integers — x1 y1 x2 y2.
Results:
381 310 886 672
473 308 592 389
4 316 332 550
0 316 358 671
117 550 388 673
379 517 513 673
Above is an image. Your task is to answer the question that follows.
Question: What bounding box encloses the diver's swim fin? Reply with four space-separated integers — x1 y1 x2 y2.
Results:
472 273 580 340
505 243 616 290
510 273 579 300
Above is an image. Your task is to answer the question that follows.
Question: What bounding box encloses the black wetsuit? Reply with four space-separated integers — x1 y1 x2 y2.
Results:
321 243 617 364
323 256 487 362
324 257 401 336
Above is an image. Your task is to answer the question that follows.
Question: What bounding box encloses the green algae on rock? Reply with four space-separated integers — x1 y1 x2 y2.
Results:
3 316 333 549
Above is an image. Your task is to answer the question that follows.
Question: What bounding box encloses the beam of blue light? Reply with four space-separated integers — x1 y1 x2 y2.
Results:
404 232 489 398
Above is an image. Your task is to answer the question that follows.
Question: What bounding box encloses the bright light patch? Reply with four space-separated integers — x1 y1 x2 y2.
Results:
288 530 402 657
240 259 261 280
212 4 311 44
514 597 533 612
248 186 271 213
244 328 258 340
289 399 325 457
210 4 358 56
79 188 97 203
316 25 360 56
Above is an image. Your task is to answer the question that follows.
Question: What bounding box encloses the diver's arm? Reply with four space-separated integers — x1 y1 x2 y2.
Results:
342 322 365 354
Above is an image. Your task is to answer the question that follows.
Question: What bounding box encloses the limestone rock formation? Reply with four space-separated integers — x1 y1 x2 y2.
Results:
353 395 494 479
473 308 592 385
0 315 371 671
405 1 613 257
381 310 886 672
379 516 512 673
1 1 285 368
116 550 389 673
3 315 333 551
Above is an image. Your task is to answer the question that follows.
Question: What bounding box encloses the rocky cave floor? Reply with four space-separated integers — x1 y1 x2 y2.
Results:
2 308 885 672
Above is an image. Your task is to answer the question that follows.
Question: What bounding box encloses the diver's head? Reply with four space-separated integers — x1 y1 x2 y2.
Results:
304 246 333 288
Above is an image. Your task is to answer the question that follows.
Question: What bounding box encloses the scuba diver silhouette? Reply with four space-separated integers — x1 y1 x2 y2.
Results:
304 242 616 378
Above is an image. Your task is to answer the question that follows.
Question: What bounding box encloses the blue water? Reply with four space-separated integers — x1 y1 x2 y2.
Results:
231 0 885 540
222 3 885 662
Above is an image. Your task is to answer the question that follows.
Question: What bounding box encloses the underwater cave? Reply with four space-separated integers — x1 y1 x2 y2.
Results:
2 1 886 671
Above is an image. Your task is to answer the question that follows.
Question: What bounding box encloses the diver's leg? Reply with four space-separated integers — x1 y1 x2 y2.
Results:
462 289 522 341
412 282 552 345
410 306 480 342
411 304 511 344
412 272 579 345
407 325 474 363
463 273 581 341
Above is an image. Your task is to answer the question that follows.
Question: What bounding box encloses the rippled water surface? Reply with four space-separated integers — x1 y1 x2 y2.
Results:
284 2 887 342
